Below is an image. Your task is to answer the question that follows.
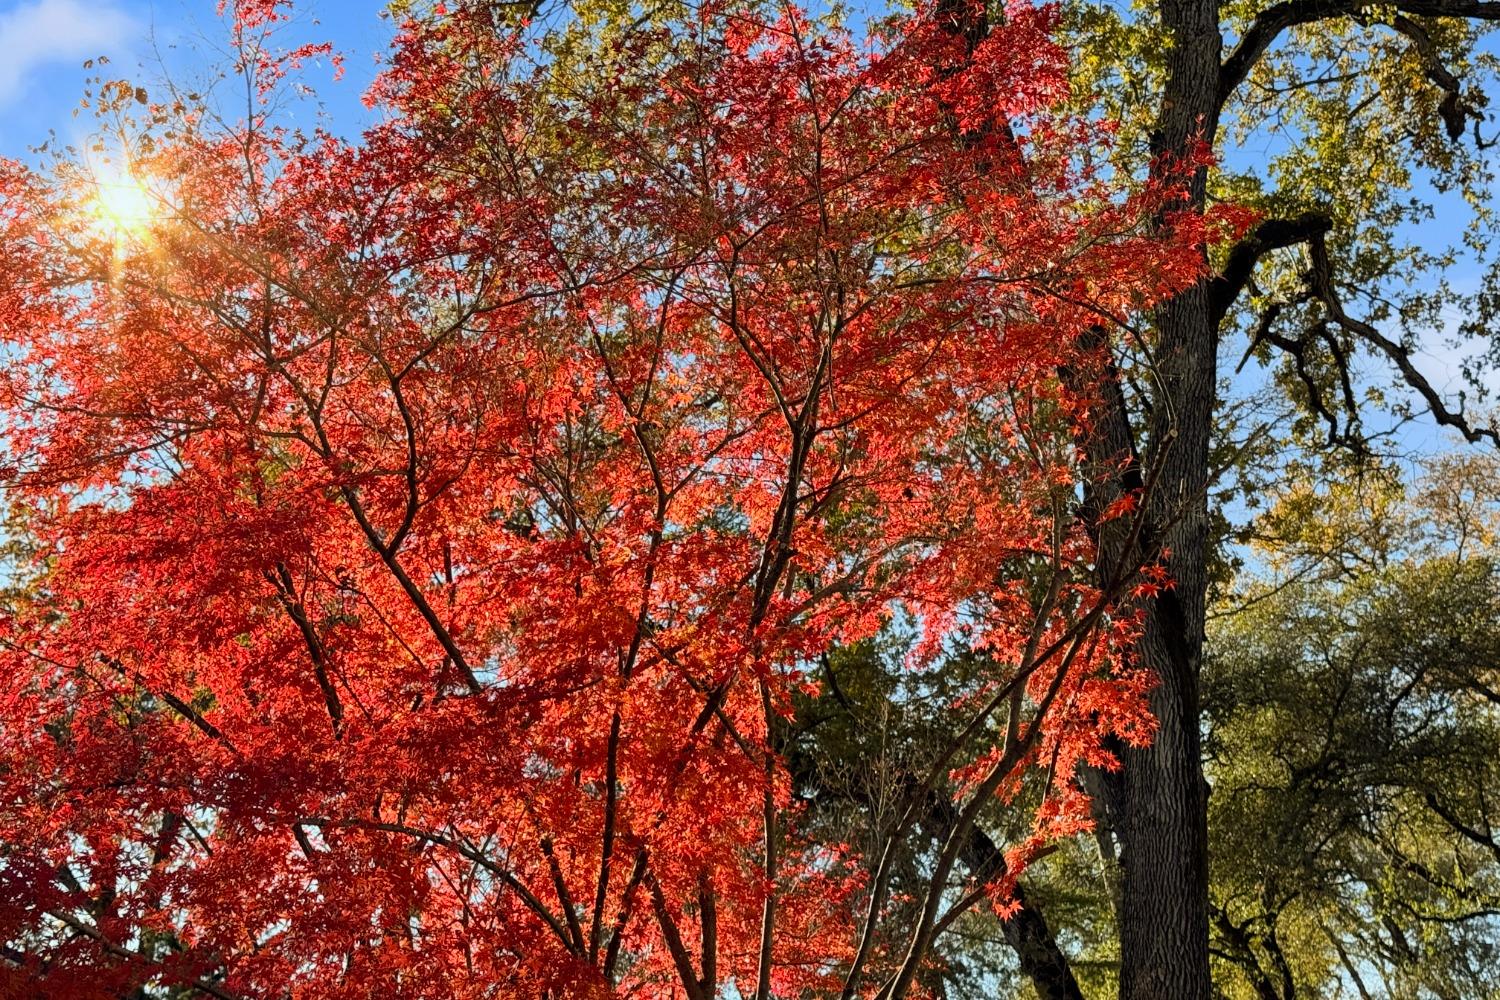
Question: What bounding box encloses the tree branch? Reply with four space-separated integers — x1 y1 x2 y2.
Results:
645 868 706 1000
267 564 344 738
1424 791 1500 864
925 794 1085 1000
44 909 242 1000
297 817 578 952
1221 0 1500 107
1305 231 1500 447
1390 14 1479 139
1208 212 1332 327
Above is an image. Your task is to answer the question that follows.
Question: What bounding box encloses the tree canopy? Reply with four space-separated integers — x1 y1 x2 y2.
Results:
0 1 1207 996
3 0 1500 997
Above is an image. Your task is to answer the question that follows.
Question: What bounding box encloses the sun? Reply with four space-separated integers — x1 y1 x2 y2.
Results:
87 167 157 240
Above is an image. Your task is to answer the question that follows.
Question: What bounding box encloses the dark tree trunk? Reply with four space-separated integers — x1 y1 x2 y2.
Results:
1113 3 1223 998
984 865 1084 1000
928 795 1086 1000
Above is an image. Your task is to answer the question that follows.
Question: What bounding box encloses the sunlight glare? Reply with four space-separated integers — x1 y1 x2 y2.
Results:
88 167 156 240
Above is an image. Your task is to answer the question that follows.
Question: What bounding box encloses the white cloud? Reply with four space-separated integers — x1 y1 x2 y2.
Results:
0 0 138 107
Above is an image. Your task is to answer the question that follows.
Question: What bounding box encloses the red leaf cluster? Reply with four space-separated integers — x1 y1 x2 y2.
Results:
0 1 1205 996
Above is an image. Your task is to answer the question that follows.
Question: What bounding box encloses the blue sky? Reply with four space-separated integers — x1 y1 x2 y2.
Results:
0 0 389 153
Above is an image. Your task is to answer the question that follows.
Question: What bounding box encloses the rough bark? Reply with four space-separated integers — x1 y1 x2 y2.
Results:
1089 0 1500 994
1113 2 1223 998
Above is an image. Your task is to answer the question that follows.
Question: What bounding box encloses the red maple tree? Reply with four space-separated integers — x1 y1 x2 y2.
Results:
0 1 1209 996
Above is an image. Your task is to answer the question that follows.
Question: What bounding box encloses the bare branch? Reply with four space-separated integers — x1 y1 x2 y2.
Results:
1305 232 1500 447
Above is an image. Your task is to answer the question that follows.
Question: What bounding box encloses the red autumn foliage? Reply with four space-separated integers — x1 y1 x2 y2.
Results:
0 1 1207 996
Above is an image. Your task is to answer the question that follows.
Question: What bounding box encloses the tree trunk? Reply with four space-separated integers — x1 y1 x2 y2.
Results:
1113 2 1222 998
929 795 1086 1000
